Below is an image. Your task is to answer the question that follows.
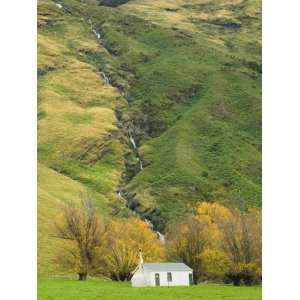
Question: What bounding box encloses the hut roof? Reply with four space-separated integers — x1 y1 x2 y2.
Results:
142 263 192 272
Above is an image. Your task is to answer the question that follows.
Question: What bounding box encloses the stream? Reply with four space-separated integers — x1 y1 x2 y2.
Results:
89 19 102 44
116 189 165 243
56 3 164 244
128 128 143 171
87 16 164 244
116 129 164 243
93 29 101 41
100 72 110 84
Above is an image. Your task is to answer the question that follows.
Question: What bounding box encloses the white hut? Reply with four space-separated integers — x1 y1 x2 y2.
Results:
131 251 193 287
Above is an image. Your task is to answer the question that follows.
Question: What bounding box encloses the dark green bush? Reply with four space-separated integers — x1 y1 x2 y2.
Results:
225 267 261 286
97 0 129 7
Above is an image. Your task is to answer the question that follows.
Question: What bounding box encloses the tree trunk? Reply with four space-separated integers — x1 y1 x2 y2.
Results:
78 272 87 281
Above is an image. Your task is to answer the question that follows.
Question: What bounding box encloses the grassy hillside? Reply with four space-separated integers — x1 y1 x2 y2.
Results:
38 0 261 241
38 278 262 300
38 0 126 199
37 0 131 274
54 0 261 229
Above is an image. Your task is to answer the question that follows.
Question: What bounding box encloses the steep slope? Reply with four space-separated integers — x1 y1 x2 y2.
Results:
38 0 261 238
37 0 138 211
37 0 132 274
38 1 123 200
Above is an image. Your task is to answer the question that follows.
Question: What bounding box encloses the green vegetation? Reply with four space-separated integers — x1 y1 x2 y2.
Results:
97 0 129 7
38 0 261 278
60 0 261 228
38 278 262 300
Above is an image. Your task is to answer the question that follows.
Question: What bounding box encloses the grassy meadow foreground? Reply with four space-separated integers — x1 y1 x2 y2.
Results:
38 278 262 300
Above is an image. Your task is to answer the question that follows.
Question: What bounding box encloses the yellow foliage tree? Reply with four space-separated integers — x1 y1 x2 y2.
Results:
166 214 215 282
200 248 231 279
54 194 105 280
167 202 261 284
200 203 262 285
99 217 165 281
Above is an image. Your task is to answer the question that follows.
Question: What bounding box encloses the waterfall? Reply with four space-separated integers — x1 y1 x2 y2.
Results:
128 129 144 170
128 131 137 149
90 15 139 169
86 15 164 244
86 23 163 245
156 231 165 244
144 218 154 230
117 192 165 243
137 157 144 170
101 72 110 84
116 191 128 206
144 220 166 244
92 29 101 40
139 159 144 170
89 18 101 41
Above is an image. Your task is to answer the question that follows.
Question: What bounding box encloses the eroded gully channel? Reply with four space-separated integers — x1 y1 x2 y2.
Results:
87 17 165 243
54 3 162 240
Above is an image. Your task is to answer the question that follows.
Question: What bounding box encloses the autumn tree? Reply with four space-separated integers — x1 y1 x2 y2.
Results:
54 193 104 280
219 208 262 285
166 215 212 283
166 202 262 285
194 202 233 280
98 217 164 281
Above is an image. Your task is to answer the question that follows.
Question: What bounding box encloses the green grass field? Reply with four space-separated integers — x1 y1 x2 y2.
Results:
38 278 262 300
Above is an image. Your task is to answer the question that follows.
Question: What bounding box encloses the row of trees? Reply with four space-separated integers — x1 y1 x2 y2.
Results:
54 195 261 286
54 194 164 281
166 202 261 285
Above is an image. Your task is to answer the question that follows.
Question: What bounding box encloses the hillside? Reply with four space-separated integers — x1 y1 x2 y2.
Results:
38 0 261 269
38 163 110 274
37 0 130 274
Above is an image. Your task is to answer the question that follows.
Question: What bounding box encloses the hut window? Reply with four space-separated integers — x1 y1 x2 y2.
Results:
167 272 172 282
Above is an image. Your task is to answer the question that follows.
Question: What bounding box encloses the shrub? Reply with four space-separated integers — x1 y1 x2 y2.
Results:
225 263 261 286
97 0 129 7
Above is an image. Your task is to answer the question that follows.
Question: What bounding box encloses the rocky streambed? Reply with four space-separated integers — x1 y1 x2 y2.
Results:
87 16 165 243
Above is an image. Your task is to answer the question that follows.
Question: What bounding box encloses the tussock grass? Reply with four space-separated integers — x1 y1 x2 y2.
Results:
38 0 125 200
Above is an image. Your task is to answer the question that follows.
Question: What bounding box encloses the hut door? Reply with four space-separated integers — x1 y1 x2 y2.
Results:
189 273 193 285
155 273 160 286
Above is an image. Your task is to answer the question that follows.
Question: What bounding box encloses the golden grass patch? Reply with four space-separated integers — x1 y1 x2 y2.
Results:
38 33 68 70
